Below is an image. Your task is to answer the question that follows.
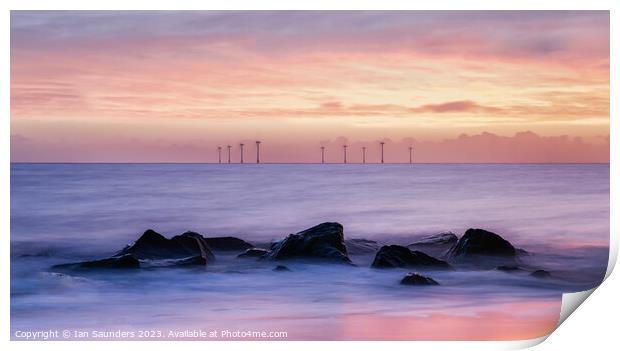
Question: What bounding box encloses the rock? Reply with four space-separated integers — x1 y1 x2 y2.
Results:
51 230 216 271
204 236 253 251
516 248 529 255
166 255 208 267
496 265 524 272
53 254 140 270
273 265 291 272
371 245 452 269
115 230 215 264
407 232 458 257
449 228 516 258
409 232 458 247
264 222 351 263
530 269 551 278
345 238 380 254
400 272 439 286
237 248 269 258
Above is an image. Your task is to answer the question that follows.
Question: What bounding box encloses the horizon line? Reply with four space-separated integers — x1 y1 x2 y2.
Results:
10 162 611 165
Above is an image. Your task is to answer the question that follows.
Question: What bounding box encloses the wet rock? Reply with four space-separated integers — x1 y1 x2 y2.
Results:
408 232 458 257
237 248 269 258
53 254 140 270
400 272 439 286
115 230 215 263
166 255 208 267
516 248 529 255
273 265 291 272
496 265 524 272
371 245 451 269
409 232 458 247
530 270 551 278
204 236 253 251
264 222 351 263
345 238 380 254
449 228 516 258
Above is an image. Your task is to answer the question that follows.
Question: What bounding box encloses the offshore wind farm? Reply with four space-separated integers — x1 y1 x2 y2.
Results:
213 141 416 164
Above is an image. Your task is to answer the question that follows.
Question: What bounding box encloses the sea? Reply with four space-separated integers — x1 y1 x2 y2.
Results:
10 163 610 340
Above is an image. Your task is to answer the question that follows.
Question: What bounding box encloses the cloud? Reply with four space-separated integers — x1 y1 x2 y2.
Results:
409 100 503 114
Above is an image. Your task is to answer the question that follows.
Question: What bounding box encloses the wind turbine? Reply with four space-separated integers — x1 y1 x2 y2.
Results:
239 143 244 164
227 145 232 164
409 146 413 164
217 146 222 164
362 146 366 164
255 140 261 164
380 141 385 164
343 145 348 164
321 146 325 164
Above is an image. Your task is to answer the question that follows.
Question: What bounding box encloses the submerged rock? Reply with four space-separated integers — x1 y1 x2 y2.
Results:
530 269 551 278
400 272 439 286
204 237 253 251
237 248 269 258
115 230 215 264
166 255 208 267
409 232 458 247
345 238 380 254
516 248 529 256
371 245 451 269
407 232 458 257
273 265 291 272
449 228 516 258
264 222 351 263
496 265 524 272
53 254 140 270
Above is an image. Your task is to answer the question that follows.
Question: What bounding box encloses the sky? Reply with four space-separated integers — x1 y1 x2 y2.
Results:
10 11 610 163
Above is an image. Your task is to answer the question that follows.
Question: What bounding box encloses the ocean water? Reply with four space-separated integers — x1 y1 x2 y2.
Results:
10 163 609 340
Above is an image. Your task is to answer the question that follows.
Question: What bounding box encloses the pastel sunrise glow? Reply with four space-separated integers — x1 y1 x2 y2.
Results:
11 11 610 163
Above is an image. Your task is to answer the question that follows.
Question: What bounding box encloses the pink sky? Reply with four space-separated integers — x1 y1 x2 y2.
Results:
10 11 609 163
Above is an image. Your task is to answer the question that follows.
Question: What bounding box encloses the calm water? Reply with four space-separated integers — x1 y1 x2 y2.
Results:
10 164 609 340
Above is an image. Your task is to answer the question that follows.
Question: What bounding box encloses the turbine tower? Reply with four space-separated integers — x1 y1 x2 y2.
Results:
321 146 325 164
380 142 385 164
239 143 244 164
409 146 413 164
362 146 366 164
217 146 222 164
227 145 232 164
343 145 348 164
256 140 261 164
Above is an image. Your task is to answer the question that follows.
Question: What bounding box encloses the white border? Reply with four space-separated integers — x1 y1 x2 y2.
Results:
1 1 616 351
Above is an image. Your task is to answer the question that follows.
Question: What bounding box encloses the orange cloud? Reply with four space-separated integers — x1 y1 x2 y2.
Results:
409 100 503 114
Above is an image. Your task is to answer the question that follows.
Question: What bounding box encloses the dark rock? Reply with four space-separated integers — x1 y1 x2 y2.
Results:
530 270 551 278
496 265 524 272
166 255 207 267
345 238 380 254
400 272 439 286
449 228 516 258
273 265 291 272
115 229 215 263
204 236 253 251
409 232 458 247
516 248 529 255
237 248 269 258
371 245 452 269
408 232 458 257
53 254 140 270
264 222 351 263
